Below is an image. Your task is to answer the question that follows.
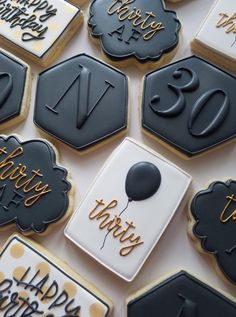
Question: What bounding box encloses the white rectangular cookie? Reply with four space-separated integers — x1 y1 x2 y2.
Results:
0 234 112 316
191 0 236 73
0 0 82 66
65 138 192 282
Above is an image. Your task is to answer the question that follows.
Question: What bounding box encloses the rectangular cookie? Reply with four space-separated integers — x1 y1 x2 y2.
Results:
0 234 112 316
0 0 83 66
191 0 236 73
65 138 192 282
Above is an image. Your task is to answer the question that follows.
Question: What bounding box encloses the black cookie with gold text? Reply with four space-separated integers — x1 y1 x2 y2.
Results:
0 135 72 235
127 271 236 317
88 0 180 66
34 54 128 152
142 56 236 158
190 180 236 284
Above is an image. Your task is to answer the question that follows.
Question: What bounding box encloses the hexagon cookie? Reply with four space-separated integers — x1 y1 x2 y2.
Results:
142 56 236 159
34 54 128 152
127 271 236 317
0 50 31 130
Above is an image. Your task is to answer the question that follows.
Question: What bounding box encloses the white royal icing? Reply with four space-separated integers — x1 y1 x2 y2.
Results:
0 0 80 58
65 138 192 282
0 235 109 316
195 0 236 60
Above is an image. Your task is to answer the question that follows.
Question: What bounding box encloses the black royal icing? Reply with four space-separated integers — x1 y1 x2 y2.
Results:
88 0 181 63
0 50 27 125
0 135 71 234
127 271 236 317
34 53 128 151
142 56 236 157
191 180 236 284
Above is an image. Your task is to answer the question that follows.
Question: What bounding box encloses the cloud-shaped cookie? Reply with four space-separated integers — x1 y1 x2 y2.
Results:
191 180 236 284
88 0 180 62
0 135 71 234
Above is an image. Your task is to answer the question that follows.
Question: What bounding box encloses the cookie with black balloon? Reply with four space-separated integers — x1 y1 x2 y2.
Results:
65 137 191 282
0 135 73 235
88 0 181 69
189 179 236 285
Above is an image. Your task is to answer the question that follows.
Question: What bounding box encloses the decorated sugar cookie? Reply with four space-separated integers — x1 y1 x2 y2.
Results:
0 49 31 130
34 54 128 152
88 0 181 68
0 0 83 66
189 180 236 285
142 56 236 159
127 271 236 317
0 234 112 316
0 135 72 235
65 138 191 281
191 0 236 74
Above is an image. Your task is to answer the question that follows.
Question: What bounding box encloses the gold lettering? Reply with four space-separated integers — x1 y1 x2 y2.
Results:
107 0 165 40
88 199 144 256
216 12 236 34
0 147 52 207
220 194 236 223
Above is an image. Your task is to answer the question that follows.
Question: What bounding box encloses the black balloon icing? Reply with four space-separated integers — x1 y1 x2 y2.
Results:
191 180 236 284
101 161 161 250
127 271 236 317
88 0 181 63
142 56 236 157
0 135 71 234
125 162 161 201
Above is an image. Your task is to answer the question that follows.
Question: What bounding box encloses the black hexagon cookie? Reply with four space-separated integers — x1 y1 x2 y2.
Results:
0 50 31 130
88 0 181 66
190 180 236 284
34 54 128 152
142 56 236 158
127 271 236 317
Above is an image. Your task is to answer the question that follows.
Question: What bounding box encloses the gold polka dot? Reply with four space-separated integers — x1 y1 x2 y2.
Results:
48 22 60 32
65 4 76 14
0 272 5 282
10 243 24 258
18 291 28 299
35 262 50 277
89 303 105 317
13 267 26 280
63 282 77 298
32 40 44 53
12 29 23 40
40 284 55 303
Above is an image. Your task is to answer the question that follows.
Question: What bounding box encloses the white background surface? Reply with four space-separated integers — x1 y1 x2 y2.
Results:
1 0 236 316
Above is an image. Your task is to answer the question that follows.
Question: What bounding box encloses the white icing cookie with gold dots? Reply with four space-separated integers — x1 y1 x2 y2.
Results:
0 0 83 67
191 0 236 74
0 234 113 316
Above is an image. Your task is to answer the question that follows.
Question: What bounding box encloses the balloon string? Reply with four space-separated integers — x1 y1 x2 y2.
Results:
100 199 130 250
